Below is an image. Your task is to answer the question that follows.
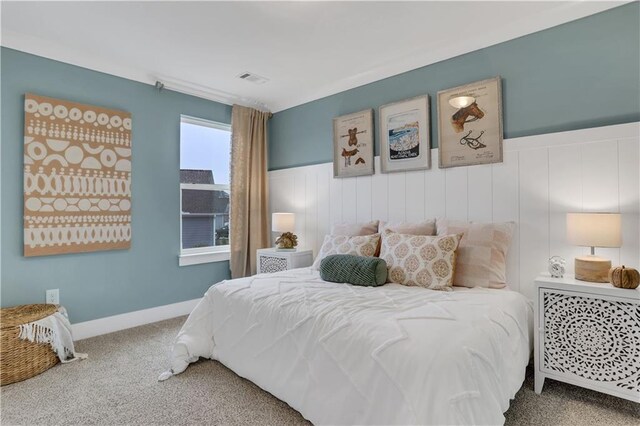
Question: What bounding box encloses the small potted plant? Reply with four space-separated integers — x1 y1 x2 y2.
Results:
275 232 298 251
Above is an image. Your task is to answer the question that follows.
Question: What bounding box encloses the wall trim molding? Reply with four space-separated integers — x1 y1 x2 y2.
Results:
268 122 639 301
179 250 230 266
269 122 640 174
503 122 640 151
71 298 200 341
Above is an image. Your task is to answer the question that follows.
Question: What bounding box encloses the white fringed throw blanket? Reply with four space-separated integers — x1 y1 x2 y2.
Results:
18 306 88 363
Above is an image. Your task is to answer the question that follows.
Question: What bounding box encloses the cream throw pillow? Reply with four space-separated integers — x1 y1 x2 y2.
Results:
379 230 461 291
313 234 380 269
331 220 379 236
437 219 515 289
379 219 436 236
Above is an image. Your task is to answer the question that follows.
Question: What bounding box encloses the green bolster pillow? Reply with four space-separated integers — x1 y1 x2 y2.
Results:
319 254 387 287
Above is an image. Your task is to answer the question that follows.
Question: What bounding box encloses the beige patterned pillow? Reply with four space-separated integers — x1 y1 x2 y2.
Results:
312 234 380 269
437 219 515 289
379 219 436 236
379 230 461 291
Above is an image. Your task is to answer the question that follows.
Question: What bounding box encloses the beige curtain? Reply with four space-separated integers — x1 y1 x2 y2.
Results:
229 105 271 278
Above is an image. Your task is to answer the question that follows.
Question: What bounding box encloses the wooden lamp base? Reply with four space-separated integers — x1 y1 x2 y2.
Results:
575 256 611 283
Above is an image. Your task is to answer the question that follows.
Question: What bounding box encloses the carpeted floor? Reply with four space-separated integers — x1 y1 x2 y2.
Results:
1 317 638 425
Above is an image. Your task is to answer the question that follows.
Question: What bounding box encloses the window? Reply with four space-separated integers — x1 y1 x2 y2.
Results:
179 115 231 266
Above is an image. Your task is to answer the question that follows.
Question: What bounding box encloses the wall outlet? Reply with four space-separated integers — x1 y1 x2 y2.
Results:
46 289 59 305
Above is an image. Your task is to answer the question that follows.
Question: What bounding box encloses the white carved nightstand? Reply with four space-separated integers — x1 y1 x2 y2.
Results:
256 248 313 274
534 274 639 403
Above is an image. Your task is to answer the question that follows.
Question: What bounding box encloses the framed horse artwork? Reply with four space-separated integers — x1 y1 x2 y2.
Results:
437 77 503 168
332 109 374 178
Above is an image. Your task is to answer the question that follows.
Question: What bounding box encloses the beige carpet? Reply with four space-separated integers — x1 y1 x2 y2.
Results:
1 317 638 425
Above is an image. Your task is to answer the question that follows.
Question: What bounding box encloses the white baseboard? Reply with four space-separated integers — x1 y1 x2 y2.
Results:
71 298 201 341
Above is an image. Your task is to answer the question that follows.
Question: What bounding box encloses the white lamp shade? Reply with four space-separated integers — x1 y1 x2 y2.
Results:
566 213 622 248
272 213 295 233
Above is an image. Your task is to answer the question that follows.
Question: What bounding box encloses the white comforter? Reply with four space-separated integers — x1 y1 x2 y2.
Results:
165 268 533 425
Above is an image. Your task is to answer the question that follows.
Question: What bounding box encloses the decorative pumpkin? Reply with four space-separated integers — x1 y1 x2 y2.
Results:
275 232 298 249
608 265 640 289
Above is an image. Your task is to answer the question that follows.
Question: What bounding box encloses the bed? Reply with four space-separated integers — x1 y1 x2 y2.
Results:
162 267 533 425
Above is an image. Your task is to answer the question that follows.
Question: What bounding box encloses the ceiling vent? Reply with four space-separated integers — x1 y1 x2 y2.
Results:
237 72 269 85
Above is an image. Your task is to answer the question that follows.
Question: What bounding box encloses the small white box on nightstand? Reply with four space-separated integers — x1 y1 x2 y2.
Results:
534 274 639 403
256 248 313 274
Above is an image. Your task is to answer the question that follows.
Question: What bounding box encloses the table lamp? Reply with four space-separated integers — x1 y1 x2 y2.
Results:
272 212 297 251
567 212 621 283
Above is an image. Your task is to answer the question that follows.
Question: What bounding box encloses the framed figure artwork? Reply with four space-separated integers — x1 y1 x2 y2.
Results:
333 109 374 178
437 77 503 168
379 95 430 173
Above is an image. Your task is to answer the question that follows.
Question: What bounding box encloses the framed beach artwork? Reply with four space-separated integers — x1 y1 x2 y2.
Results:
379 95 430 173
437 77 503 168
333 109 374 178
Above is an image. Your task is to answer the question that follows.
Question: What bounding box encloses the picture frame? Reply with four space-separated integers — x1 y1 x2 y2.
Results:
379 95 430 173
333 109 374 178
437 76 503 168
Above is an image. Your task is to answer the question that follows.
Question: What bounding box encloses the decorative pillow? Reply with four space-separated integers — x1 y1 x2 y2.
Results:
436 219 515 289
331 220 379 236
379 230 462 291
312 234 380 269
319 254 388 287
379 219 436 236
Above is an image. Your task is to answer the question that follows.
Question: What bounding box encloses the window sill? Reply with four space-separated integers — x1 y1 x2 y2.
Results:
179 250 230 266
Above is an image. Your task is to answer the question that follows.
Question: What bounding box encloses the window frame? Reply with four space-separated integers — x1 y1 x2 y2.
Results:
178 115 232 266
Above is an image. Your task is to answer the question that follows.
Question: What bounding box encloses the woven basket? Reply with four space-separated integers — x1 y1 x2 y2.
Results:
1 304 60 386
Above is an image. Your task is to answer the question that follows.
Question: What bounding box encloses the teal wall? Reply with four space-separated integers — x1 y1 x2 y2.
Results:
1 47 232 323
269 3 640 170
2 3 639 323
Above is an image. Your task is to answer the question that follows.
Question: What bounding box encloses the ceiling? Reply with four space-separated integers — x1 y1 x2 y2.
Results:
1 1 626 112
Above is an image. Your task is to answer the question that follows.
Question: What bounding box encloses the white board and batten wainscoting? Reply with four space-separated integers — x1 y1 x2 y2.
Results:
269 122 640 300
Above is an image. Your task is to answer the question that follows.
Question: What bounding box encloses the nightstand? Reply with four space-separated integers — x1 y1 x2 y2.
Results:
534 274 639 402
256 248 313 274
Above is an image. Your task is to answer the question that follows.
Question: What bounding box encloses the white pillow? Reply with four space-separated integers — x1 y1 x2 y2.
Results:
331 220 379 236
379 219 436 236
312 234 380 270
436 219 515 289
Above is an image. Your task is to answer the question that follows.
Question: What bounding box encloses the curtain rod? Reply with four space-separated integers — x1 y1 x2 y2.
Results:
153 77 271 114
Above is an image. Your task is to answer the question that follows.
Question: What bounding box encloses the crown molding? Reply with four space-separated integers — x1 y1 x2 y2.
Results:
267 1 627 112
0 29 263 109
2 29 153 89
1 1 627 113
153 74 268 110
